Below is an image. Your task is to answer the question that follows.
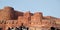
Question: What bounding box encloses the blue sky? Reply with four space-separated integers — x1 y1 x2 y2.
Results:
0 0 60 18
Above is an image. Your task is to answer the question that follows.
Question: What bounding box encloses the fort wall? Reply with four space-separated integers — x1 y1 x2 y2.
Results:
0 6 60 30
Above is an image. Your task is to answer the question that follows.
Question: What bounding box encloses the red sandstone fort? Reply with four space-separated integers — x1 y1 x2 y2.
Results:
0 6 60 30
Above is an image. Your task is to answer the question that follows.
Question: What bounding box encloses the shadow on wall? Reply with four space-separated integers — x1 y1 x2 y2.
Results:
51 27 60 30
0 28 2 30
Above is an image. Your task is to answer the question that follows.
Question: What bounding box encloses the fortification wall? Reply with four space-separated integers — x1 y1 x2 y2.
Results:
0 6 15 20
0 6 60 30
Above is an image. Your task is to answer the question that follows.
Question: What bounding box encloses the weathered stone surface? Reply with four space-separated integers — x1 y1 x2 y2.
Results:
0 6 60 30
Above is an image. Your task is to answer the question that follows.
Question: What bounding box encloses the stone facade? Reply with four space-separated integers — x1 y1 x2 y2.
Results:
0 6 60 30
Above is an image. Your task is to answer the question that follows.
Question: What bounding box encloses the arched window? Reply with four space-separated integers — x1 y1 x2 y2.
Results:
19 23 29 30
19 26 28 30
15 27 19 30
8 27 11 30
51 27 55 30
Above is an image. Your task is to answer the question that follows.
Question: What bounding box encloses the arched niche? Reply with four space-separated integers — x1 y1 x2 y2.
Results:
0 28 2 30
50 27 56 30
19 23 29 30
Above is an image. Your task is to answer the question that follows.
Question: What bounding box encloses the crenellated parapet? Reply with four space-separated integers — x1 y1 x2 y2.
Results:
0 6 60 30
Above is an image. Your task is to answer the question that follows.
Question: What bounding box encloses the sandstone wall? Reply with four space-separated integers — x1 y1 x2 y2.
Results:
0 6 23 20
0 6 60 30
0 6 15 20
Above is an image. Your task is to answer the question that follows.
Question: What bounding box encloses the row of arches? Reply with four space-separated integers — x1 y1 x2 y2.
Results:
7 26 28 30
0 26 60 30
7 23 29 30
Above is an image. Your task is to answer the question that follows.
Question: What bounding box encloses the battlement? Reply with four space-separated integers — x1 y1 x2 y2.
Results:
24 11 33 18
0 6 60 30
3 6 14 10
